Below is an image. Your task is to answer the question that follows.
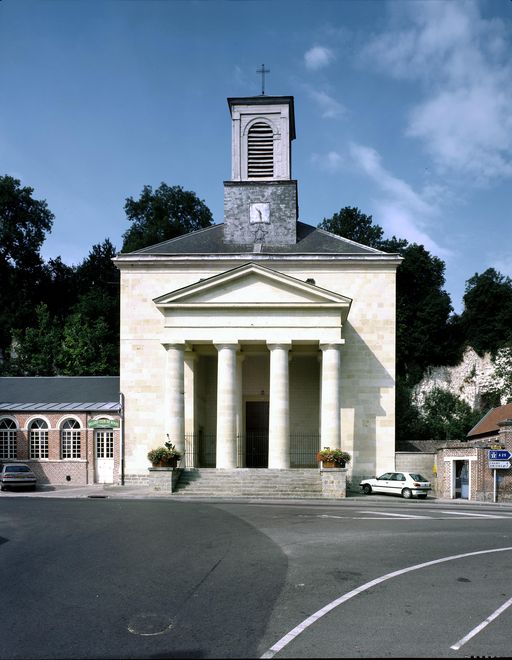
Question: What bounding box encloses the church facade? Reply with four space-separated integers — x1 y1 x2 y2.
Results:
115 95 401 487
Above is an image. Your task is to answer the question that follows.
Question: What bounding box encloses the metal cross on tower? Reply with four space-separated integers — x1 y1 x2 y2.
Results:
256 64 270 95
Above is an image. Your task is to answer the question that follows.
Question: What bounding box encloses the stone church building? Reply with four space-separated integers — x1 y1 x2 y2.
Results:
114 95 401 490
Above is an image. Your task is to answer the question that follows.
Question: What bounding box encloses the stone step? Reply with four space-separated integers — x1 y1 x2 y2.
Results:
173 468 324 497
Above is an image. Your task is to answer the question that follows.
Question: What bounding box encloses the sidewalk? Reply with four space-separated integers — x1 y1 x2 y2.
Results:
2 482 512 508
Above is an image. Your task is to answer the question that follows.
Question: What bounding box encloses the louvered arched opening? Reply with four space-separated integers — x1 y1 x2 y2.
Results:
247 122 273 178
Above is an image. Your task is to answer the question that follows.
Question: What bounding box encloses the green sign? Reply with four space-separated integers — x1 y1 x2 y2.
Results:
88 418 120 429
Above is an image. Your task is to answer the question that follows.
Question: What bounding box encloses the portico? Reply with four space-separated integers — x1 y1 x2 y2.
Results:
155 262 350 469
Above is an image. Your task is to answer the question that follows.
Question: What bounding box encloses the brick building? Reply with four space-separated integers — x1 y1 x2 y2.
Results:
0 377 121 485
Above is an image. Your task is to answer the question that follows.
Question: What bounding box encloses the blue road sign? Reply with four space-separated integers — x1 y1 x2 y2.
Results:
488 450 512 461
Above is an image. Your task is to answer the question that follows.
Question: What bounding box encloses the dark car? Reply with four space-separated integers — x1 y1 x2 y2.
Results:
0 463 37 491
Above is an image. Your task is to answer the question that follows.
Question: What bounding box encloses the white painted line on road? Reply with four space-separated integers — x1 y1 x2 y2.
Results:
361 510 431 519
450 595 512 651
259 546 512 659
440 510 507 518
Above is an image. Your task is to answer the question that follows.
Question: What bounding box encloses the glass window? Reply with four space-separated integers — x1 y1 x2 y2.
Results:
61 419 81 459
378 473 393 480
0 418 17 459
29 419 49 459
95 430 114 459
5 465 31 473
410 474 428 482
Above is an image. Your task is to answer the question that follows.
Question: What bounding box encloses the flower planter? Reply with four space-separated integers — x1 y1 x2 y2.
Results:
321 460 345 468
153 458 178 468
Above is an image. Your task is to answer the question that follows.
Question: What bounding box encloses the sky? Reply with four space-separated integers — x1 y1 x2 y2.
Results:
1 0 511 313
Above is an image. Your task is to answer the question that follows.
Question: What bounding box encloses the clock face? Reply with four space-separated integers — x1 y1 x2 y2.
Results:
250 202 270 224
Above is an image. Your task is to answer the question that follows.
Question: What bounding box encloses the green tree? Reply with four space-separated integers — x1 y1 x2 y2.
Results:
9 304 61 375
0 175 54 362
57 309 117 376
318 206 384 248
382 239 459 383
459 268 512 356
419 388 481 441
122 183 213 253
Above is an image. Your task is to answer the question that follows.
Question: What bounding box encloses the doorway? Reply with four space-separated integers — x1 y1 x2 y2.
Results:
245 401 269 468
454 460 469 499
94 430 114 483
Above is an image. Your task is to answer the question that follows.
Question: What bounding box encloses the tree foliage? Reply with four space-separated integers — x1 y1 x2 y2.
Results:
459 268 512 356
318 206 384 248
418 388 481 441
121 183 213 252
0 175 54 358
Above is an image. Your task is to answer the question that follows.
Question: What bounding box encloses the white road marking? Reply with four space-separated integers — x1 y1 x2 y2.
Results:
450 595 512 650
360 510 431 519
259 546 512 659
440 510 507 519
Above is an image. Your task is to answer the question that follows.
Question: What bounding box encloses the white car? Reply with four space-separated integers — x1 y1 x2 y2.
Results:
360 471 431 499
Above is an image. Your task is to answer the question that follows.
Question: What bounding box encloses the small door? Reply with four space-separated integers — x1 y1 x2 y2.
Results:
246 401 269 468
454 460 469 499
94 430 114 483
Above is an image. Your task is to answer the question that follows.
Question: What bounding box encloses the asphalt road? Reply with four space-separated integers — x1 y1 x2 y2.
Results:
1 496 512 659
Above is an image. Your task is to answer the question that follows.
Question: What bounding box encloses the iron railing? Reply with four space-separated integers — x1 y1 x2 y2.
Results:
182 432 319 468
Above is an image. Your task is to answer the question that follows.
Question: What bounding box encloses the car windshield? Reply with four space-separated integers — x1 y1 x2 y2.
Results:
410 473 428 482
5 465 31 473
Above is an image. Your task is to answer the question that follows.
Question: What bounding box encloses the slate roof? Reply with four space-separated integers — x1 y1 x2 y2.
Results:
0 377 121 412
125 222 390 256
467 404 512 439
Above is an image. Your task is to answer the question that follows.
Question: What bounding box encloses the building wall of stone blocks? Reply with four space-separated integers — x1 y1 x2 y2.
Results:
119 259 397 478
224 181 297 245
0 411 121 485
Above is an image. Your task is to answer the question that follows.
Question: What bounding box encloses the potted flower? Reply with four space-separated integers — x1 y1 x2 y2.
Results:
316 447 351 468
147 441 182 468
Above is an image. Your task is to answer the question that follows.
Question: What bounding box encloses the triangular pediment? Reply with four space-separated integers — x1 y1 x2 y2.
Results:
154 263 352 309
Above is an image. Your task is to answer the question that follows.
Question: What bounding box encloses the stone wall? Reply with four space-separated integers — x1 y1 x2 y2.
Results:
223 180 297 245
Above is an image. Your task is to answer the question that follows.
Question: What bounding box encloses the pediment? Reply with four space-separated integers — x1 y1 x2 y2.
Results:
153 263 352 310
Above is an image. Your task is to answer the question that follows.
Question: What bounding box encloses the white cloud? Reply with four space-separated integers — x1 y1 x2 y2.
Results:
311 151 343 172
348 142 452 256
304 46 335 71
305 87 345 119
361 0 512 182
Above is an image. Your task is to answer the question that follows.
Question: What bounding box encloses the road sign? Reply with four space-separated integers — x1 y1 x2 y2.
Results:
488 450 512 461
488 460 511 469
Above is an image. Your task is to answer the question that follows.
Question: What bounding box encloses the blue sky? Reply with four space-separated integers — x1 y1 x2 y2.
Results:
1 0 511 313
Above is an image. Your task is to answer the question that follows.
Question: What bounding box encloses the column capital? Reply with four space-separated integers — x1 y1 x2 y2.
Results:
266 342 292 351
162 341 186 351
319 340 345 351
214 342 239 351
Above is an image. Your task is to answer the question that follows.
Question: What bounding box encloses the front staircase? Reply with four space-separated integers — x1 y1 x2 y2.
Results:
173 468 324 498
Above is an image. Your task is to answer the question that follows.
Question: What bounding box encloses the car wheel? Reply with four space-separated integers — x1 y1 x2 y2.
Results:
0 485 6 492
363 484 372 495
402 488 412 499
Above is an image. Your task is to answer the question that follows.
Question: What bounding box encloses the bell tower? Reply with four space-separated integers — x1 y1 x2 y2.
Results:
224 96 298 246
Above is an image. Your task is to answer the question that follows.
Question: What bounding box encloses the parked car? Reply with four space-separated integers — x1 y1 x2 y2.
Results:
0 463 37 491
360 471 431 499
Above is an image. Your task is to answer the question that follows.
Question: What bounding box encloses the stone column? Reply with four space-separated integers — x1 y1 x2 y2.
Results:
215 343 239 469
236 354 245 467
184 351 198 467
320 342 343 450
162 343 185 455
268 342 291 469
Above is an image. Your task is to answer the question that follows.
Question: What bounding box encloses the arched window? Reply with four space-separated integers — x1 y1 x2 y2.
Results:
29 419 49 459
247 122 273 178
0 418 17 459
61 419 81 459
